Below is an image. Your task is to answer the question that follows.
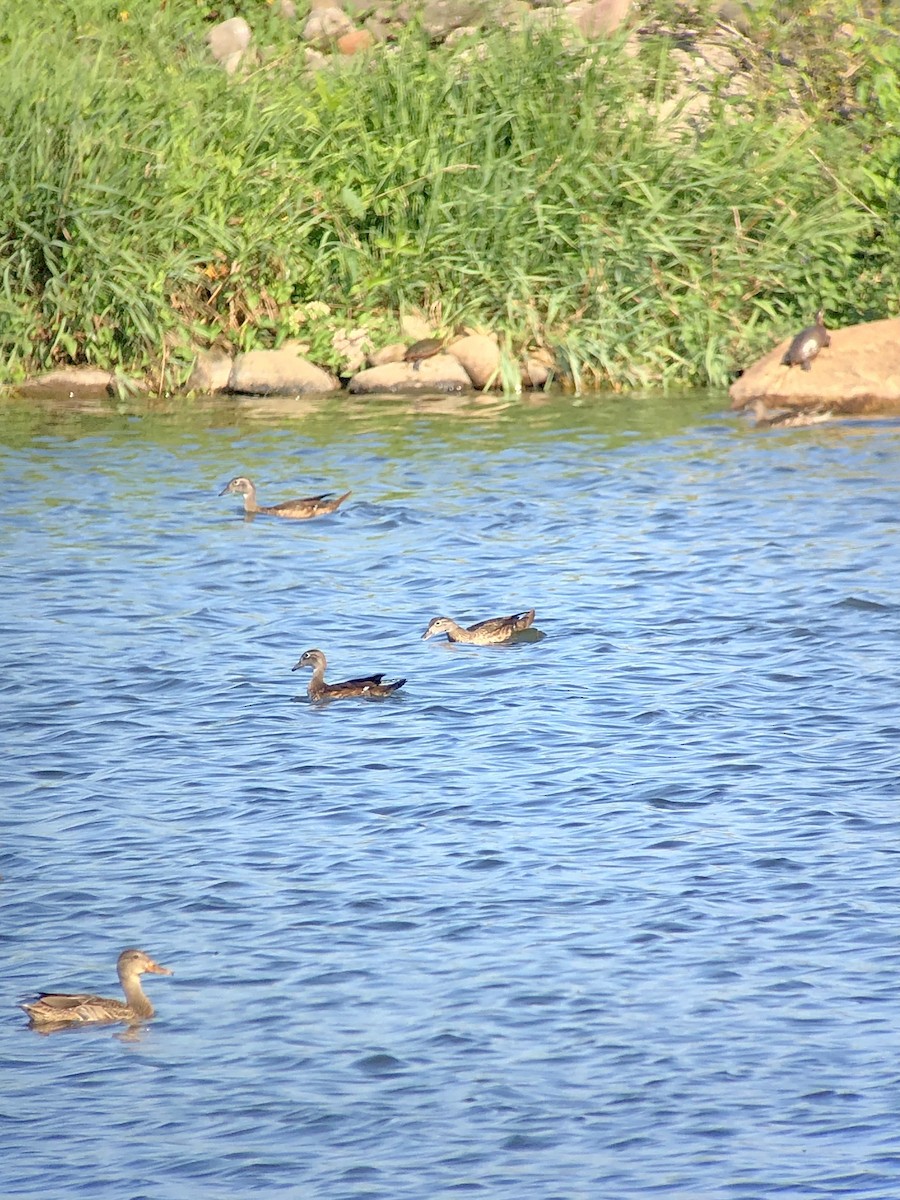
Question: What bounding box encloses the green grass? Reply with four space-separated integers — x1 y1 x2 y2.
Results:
0 0 897 390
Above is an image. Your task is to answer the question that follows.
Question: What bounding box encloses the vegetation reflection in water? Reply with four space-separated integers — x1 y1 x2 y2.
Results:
0 386 724 454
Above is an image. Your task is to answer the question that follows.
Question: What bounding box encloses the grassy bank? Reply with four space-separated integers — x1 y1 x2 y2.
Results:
1 0 897 391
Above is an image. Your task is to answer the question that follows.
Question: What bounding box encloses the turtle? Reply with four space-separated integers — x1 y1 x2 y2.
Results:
403 338 445 371
782 310 830 371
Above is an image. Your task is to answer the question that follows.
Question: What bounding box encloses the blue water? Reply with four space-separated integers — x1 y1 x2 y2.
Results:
2 391 899 1199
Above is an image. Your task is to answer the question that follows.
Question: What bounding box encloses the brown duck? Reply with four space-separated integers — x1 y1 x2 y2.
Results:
22 948 173 1028
422 609 536 645
219 476 351 519
292 648 406 701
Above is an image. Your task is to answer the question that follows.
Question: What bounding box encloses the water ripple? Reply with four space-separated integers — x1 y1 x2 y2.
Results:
2 399 900 1198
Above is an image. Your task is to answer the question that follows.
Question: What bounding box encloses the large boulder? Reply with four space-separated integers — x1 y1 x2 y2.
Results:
17 366 114 398
348 354 472 394
448 333 501 390
188 348 233 393
730 316 900 416
227 347 339 395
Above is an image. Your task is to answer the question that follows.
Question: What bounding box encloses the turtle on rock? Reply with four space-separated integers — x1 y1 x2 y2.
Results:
782 310 830 371
403 338 445 371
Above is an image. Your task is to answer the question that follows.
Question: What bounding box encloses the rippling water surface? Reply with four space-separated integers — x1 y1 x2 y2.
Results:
2 390 899 1199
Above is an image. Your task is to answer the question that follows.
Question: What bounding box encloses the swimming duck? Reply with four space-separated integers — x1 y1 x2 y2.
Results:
219 476 351 519
782 310 830 371
22 948 173 1027
292 648 406 701
422 609 536 645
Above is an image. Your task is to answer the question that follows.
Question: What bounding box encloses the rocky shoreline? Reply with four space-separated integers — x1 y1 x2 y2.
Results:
15 315 900 422
7 1 898 411
13 325 551 401
206 1 639 75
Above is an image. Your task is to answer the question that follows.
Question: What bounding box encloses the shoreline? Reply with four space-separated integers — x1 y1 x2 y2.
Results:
3 2 898 393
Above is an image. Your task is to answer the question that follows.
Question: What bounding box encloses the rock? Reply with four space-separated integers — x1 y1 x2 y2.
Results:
363 16 392 42
227 348 339 395
331 327 372 375
302 6 355 45
18 366 114 398
564 0 632 38
522 349 554 389
206 17 252 74
188 348 233 393
444 25 481 48
448 333 501 389
398 313 434 341
369 342 408 366
713 0 759 35
421 0 490 40
729 316 900 415
348 355 472 394
337 29 375 54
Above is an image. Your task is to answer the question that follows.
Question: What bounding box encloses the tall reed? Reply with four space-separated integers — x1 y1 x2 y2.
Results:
0 0 891 388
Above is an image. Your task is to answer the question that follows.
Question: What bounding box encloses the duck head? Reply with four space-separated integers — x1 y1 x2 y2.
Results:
219 476 254 497
422 617 454 640
116 948 173 981
292 649 326 673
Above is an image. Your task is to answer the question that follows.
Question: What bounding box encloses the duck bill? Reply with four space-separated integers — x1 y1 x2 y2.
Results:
218 484 232 496
147 960 174 976
421 629 435 640
291 661 303 672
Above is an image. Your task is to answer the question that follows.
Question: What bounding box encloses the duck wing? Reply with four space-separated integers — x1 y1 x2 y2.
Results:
331 673 387 692
266 492 333 511
322 674 406 698
24 990 131 1023
470 609 535 636
266 491 351 518
31 991 101 1012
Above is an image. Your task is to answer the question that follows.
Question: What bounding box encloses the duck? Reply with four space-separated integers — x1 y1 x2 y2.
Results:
422 609 536 645
219 476 351 519
292 648 406 702
22 948 173 1027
